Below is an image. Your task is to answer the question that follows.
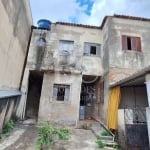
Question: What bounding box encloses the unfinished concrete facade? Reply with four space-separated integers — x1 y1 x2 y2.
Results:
18 14 150 135
0 0 32 131
18 22 103 125
103 15 150 149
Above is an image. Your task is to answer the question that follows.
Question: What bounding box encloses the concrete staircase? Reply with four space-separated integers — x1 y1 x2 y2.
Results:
91 121 119 150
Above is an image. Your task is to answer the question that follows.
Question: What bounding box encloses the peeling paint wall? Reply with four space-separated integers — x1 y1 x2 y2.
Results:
0 0 32 89
27 25 103 76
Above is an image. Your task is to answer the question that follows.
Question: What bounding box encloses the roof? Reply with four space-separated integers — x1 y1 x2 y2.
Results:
56 22 100 29
56 14 150 29
32 14 150 30
110 65 150 88
0 90 22 99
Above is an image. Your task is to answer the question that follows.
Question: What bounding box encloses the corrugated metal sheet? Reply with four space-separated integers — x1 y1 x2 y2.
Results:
0 90 21 99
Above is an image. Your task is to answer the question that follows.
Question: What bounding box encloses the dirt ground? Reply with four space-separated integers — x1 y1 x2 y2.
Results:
0 124 99 150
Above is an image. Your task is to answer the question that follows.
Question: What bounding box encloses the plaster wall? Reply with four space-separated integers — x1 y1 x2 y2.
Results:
27 25 103 76
0 0 32 89
38 72 82 125
107 17 150 84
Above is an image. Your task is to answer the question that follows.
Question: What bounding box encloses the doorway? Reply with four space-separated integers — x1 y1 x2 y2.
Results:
79 75 98 120
25 71 43 119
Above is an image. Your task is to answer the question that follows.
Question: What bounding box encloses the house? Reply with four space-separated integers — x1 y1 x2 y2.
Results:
0 0 32 131
17 15 150 148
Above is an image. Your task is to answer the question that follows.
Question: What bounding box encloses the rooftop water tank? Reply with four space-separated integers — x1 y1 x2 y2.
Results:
37 19 51 30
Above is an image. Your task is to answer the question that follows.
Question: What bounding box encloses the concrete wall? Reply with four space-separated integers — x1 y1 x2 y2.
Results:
105 17 150 84
38 72 82 125
103 16 150 124
27 25 103 76
0 0 32 89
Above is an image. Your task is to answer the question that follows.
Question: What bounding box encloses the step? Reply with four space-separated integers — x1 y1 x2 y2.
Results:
100 135 114 141
102 140 119 148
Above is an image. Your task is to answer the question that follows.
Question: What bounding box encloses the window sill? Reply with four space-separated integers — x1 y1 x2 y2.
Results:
123 49 142 53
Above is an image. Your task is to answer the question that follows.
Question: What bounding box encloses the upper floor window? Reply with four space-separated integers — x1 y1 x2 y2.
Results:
53 84 70 101
122 35 141 52
84 42 101 56
59 40 74 54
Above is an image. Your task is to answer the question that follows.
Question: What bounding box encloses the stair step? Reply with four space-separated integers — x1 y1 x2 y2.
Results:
100 135 114 141
102 141 119 148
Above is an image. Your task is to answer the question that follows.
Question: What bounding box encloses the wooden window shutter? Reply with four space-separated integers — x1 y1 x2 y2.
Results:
122 35 127 50
136 37 141 51
131 37 136 50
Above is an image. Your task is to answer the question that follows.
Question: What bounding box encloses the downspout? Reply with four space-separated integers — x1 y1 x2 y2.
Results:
19 25 37 90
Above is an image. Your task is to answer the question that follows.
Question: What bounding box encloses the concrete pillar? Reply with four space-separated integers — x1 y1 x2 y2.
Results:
146 107 150 148
145 74 150 106
118 109 126 149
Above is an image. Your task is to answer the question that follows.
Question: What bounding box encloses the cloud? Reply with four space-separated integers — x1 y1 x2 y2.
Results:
30 0 91 25
30 0 150 26
84 0 150 25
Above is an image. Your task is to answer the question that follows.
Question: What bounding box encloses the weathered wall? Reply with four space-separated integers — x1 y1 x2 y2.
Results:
27 25 103 76
107 17 150 84
0 0 32 89
38 72 82 125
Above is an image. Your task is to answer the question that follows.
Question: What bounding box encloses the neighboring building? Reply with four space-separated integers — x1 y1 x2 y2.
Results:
0 0 32 130
17 15 150 148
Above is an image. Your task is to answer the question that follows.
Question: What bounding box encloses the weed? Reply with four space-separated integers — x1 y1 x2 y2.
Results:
101 130 111 136
3 120 15 134
96 138 106 149
36 121 71 150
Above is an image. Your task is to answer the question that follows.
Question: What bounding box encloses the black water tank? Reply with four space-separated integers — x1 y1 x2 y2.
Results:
37 19 51 30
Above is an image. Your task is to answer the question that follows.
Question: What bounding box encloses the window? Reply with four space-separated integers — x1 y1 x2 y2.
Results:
53 84 70 101
84 42 100 56
59 40 74 54
122 35 141 51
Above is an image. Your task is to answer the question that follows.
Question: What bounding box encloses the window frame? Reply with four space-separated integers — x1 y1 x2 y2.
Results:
122 35 142 52
83 42 101 57
53 84 70 101
59 40 74 54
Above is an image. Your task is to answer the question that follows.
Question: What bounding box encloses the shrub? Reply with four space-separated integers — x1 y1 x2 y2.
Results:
36 121 70 150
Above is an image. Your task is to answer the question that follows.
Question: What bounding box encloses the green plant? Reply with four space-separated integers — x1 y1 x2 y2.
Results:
101 130 111 136
3 120 15 134
96 138 106 149
57 127 70 140
36 121 71 150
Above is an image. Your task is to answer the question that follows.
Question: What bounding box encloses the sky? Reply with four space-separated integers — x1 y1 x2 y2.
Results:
30 0 150 26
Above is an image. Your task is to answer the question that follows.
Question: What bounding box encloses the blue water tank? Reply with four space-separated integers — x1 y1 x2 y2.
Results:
37 19 51 30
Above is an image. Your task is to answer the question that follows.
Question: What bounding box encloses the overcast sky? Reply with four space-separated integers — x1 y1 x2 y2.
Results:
30 0 150 26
